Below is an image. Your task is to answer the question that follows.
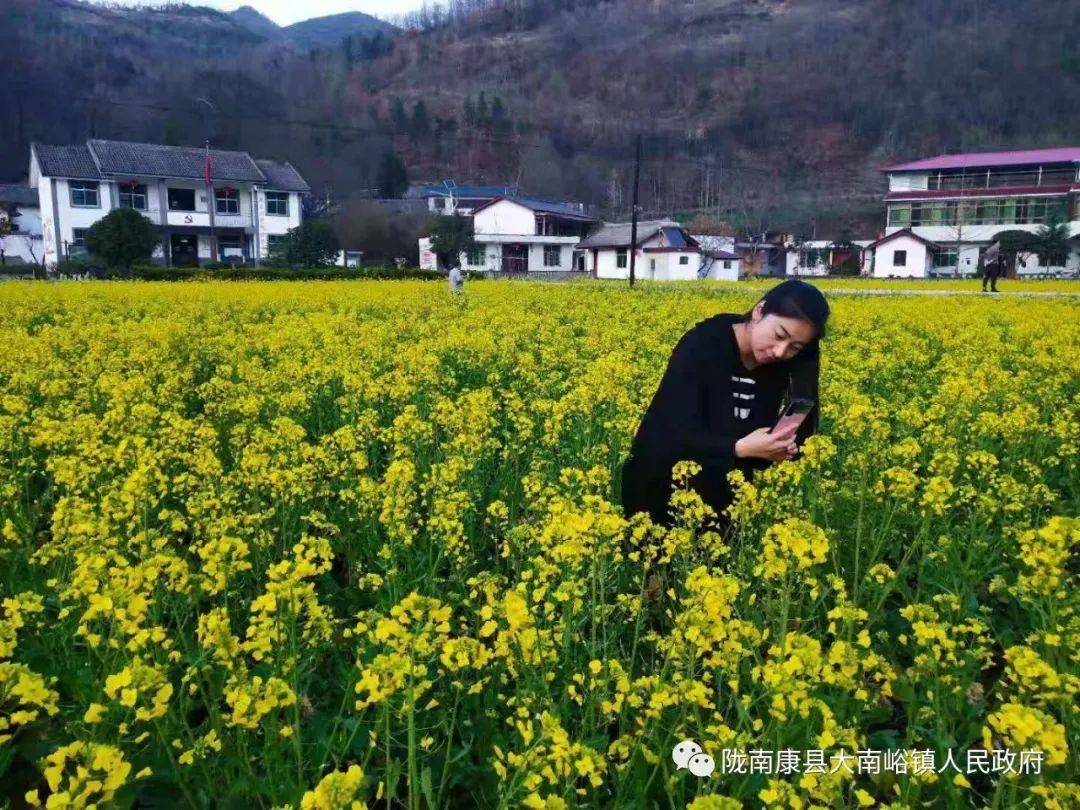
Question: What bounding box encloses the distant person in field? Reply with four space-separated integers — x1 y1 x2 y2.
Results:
981 245 1005 292
620 279 830 528
448 262 464 294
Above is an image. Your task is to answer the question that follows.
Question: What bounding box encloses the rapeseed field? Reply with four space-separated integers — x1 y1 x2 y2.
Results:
0 280 1075 809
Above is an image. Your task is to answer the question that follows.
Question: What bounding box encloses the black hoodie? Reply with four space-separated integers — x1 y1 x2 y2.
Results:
620 312 820 526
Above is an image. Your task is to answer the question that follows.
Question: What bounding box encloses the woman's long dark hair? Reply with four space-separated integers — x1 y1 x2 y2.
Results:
744 278 830 338
746 279 830 432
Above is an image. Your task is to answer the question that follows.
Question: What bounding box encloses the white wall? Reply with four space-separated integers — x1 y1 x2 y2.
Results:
6 205 42 236
527 242 575 272
473 199 536 236
595 247 643 279
649 251 699 280
255 188 302 259
0 233 44 265
872 235 930 278
703 256 740 280
888 173 929 191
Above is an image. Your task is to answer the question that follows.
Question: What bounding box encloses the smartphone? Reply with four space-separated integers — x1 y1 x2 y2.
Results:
770 397 815 437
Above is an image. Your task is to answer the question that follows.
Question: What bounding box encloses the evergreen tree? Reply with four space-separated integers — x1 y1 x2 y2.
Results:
390 97 408 133
84 208 157 270
463 96 476 129
490 95 511 137
377 150 409 198
410 100 431 140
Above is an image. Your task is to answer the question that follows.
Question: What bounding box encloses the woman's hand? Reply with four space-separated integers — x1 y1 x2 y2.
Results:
735 427 797 462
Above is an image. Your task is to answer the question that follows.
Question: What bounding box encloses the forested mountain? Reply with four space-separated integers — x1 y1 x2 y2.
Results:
3 0 1078 233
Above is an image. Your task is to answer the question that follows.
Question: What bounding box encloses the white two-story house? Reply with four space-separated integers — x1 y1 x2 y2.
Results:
30 139 309 268
578 220 704 280
871 146 1080 277
420 195 596 275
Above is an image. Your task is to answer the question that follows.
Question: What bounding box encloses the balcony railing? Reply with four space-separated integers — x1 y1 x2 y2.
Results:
927 167 1077 191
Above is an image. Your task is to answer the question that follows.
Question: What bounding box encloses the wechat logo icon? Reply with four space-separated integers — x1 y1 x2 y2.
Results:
672 739 715 777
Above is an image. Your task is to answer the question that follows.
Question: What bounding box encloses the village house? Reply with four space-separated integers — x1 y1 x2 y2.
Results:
0 183 44 267
692 234 743 280
786 240 874 276
420 195 596 276
577 220 704 280
871 146 1080 278
30 139 309 269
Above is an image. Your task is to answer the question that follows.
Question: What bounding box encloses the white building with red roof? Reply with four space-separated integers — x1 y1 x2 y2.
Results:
870 146 1080 278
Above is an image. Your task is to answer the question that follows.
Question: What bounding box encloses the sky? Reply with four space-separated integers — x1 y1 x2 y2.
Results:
95 1 430 26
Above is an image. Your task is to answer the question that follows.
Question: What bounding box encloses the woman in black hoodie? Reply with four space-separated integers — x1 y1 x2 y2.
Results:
620 279 830 527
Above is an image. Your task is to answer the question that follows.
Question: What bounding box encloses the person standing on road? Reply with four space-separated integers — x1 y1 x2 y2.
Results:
981 246 1004 292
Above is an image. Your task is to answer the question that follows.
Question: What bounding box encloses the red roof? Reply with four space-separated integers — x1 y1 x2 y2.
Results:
883 147 1080 173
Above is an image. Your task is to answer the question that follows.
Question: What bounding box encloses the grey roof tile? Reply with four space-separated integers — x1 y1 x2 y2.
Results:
0 183 39 207
88 138 265 182
255 159 311 192
577 220 678 249
32 144 102 180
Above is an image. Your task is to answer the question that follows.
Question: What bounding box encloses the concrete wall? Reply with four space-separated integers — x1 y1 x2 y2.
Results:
872 234 931 278
473 199 536 236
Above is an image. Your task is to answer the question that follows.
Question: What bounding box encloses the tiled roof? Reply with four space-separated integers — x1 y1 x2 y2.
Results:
470 195 595 222
32 139 310 191
702 248 740 260
866 228 939 249
32 144 101 180
89 139 265 182
511 195 594 221
255 160 311 192
406 182 516 199
577 220 678 249
0 183 39 207
884 147 1080 172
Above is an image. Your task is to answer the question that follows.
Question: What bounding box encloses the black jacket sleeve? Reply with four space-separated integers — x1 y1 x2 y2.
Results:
634 322 742 467
788 340 821 447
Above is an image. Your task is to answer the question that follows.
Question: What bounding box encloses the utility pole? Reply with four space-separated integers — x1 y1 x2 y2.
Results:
629 134 642 288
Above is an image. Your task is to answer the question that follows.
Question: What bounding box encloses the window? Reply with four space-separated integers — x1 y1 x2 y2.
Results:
932 248 958 268
267 234 286 253
218 233 244 259
118 183 147 211
649 259 656 271
616 249 627 268
69 228 89 255
888 204 911 227
466 246 484 266
975 200 998 225
167 188 196 211
69 181 99 208
215 188 240 215
265 192 289 217
433 197 445 210
723 260 732 269
999 198 1016 223
893 250 907 267
543 245 561 267
679 255 689 265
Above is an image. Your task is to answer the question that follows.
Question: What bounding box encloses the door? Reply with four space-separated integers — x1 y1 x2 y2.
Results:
170 234 198 267
501 244 528 273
